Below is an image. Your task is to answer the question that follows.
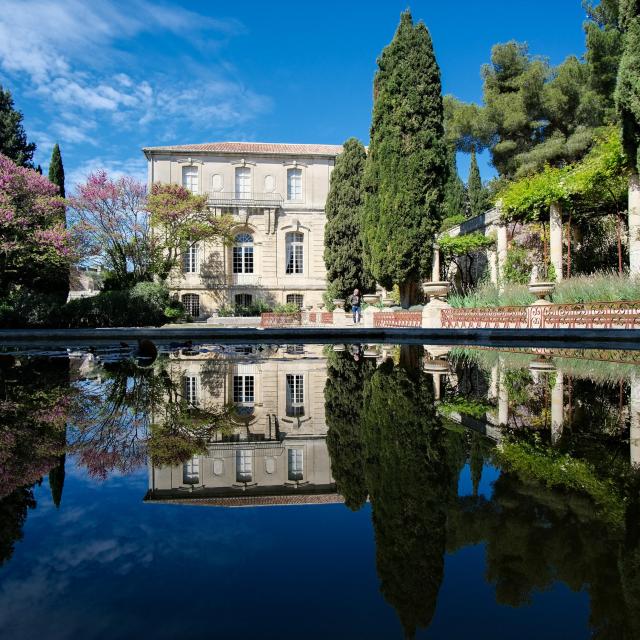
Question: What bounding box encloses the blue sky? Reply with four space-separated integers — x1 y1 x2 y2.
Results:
0 0 588 189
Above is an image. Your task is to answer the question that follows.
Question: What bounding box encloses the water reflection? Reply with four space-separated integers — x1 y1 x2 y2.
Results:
0 343 639 638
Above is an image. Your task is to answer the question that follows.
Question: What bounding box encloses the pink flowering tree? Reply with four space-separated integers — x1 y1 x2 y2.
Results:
70 175 234 287
0 154 74 297
69 171 153 287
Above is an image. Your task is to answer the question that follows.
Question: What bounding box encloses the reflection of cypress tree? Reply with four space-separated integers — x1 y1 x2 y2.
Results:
469 432 485 497
48 452 65 508
325 348 374 511
0 487 36 567
362 347 460 638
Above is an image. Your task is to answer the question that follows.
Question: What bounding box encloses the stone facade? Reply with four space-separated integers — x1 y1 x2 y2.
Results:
143 142 342 318
145 344 337 505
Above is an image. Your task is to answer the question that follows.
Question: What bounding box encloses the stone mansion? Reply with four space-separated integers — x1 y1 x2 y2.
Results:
143 141 342 319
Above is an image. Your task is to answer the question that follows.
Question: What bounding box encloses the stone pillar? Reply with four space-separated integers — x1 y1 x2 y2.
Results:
549 201 563 281
497 224 508 286
363 305 376 328
498 360 508 426
489 364 499 399
332 309 347 327
551 371 564 445
630 174 640 276
631 376 640 468
431 245 441 282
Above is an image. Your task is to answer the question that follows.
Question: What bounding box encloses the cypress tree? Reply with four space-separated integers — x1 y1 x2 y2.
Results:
324 137 374 299
48 453 66 508
48 143 65 198
467 146 489 216
0 84 36 168
47 143 69 301
441 145 466 223
363 11 448 307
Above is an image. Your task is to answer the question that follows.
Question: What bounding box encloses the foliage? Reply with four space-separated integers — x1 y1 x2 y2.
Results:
616 10 640 174
440 213 467 231
439 232 495 289
272 302 300 314
0 154 74 300
448 281 535 308
147 182 234 281
0 85 36 168
503 245 533 284
48 143 65 198
442 145 467 223
495 437 625 527
439 396 494 420
324 137 374 299
551 271 640 302
467 146 489 216
362 11 447 307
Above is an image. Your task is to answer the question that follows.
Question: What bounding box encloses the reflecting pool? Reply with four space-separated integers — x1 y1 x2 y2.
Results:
1 342 639 639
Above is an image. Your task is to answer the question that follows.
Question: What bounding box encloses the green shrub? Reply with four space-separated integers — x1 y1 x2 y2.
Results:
449 281 535 308
217 305 234 317
503 245 531 284
164 299 186 322
273 302 300 313
0 290 63 328
552 272 640 303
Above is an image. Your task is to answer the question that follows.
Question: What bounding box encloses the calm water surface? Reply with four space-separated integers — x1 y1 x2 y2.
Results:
0 342 639 639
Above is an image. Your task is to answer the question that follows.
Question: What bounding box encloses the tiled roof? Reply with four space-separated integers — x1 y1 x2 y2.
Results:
144 494 346 508
143 141 343 156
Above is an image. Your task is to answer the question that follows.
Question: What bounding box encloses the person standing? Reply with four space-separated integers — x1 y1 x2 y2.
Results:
350 289 361 324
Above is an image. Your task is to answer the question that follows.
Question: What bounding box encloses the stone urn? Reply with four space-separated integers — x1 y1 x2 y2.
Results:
333 298 345 310
362 293 380 305
423 359 450 374
304 304 313 311
382 297 395 308
422 281 451 301
332 344 346 352
318 303 325 310
528 356 556 373
528 282 555 303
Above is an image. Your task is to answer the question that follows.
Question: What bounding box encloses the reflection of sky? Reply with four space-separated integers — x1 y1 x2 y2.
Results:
457 462 500 499
0 458 590 640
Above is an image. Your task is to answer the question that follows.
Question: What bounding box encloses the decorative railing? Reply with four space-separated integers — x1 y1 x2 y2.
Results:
441 306 528 329
441 300 640 330
260 312 302 328
304 311 334 325
207 192 283 207
374 312 422 328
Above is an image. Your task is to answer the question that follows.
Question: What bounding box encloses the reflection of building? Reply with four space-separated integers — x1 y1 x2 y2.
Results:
144 345 342 506
143 142 342 318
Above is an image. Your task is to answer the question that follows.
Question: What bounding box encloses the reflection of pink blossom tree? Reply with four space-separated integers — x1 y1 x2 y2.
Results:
0 154 75 297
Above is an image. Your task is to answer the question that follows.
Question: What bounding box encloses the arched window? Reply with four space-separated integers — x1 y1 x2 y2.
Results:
181 293 200 318
182 242 198 273
235 167 251 199
287 168 302 200
285 232 304 274
233 233 254 274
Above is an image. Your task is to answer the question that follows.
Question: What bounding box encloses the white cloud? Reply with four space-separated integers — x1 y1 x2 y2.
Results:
67 156 148 191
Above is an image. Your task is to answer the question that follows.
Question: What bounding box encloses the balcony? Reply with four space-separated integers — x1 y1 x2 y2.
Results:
207 192 283 208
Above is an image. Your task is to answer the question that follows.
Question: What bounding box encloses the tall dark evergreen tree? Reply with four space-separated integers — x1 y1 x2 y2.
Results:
0 85 36 168
324 138 374 299
441 145 466 226
363 11 448 307
48 143 65 198
467 147 489 216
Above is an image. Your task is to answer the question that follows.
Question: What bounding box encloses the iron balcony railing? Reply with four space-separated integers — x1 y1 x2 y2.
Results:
207 192 284 207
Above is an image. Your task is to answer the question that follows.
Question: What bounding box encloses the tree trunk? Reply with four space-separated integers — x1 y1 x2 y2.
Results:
399 280 418 308
566 212 572 279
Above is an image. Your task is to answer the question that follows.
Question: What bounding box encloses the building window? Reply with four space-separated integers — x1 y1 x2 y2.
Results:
234 293 253 315
287 168 302 201
182 293 200 318
182 166 198 194
182 242 198 273
286 294 304 309
183 455 200 484
288 449 304 481
235 167 251 199
232 233 254 274
233 374 255 416
285 232 304 274
236 449 252 482
286 344 304 355
183 376 199 406
286 373 304 417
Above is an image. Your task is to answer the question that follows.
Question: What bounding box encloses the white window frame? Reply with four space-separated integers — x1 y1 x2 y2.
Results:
288 448 304 481
285 232 304 275
182 242 198 273
232 233 254 274
183 375 199 406
286 373 304 417
287 168 302 201
181 294 200 318
236 449 252 482
235 167 251 200
233 374 255 413
183 455 200 484
182 166 198 194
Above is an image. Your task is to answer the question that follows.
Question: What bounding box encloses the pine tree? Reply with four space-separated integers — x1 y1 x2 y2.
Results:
441 145 466 226
48 143 65 198
362 11 448 307
0 85 36 168
467 147 489 216
324 137 374 299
